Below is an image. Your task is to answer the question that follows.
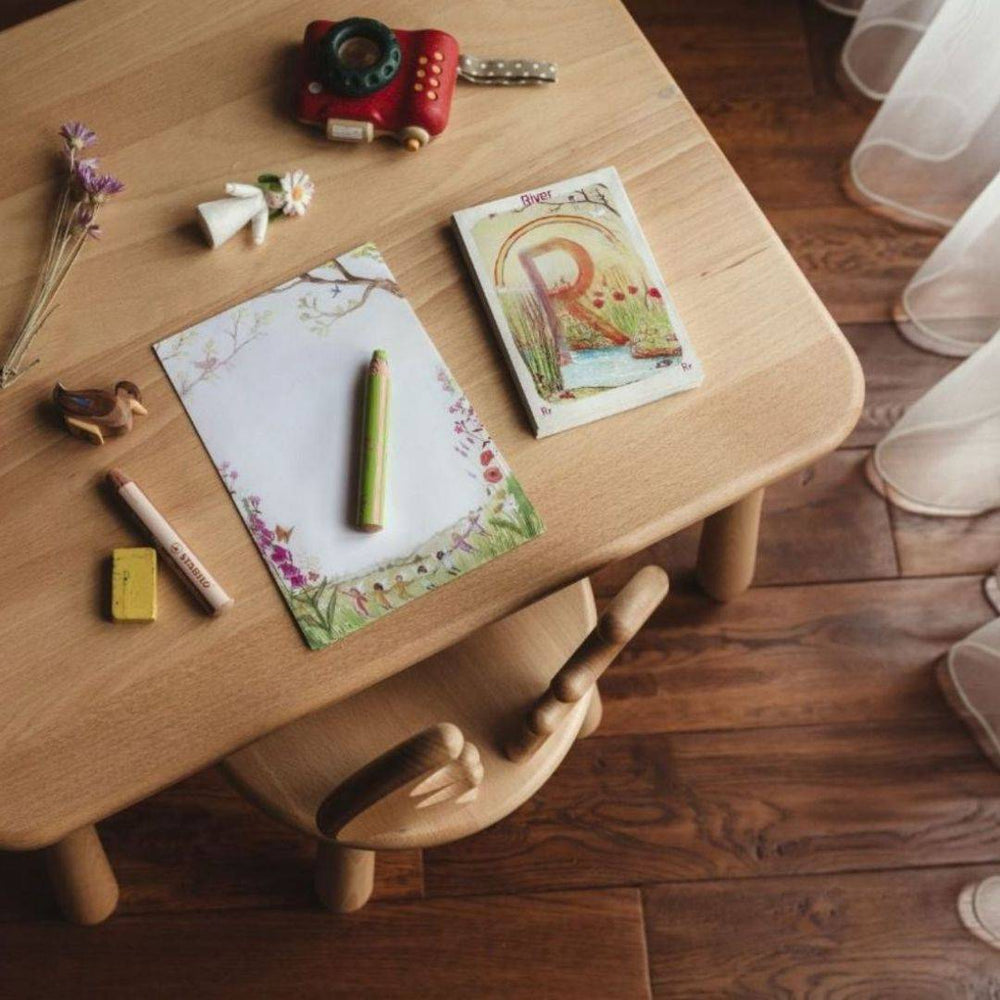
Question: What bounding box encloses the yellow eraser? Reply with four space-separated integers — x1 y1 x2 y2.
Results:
111 547 157 623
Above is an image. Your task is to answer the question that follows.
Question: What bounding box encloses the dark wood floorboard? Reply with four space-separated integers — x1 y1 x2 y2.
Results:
4 1 999 997
424 718 1000 897
626 0 816 105
797 0 854 97
0 888 651 1000
891 508 1000 579
767 206 939 324
644 866 1000 998
594 449 901 592
598 575 994 736
696 96 868 210
756 449 899 585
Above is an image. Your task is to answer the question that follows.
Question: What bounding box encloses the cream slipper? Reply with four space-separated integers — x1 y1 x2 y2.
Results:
958 877 1000 948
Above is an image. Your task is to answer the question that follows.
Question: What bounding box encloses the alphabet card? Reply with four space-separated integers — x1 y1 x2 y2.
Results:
154 244 543 649
453 166 703 437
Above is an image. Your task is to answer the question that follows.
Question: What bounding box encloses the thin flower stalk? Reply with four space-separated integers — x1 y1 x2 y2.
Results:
0 123 123 389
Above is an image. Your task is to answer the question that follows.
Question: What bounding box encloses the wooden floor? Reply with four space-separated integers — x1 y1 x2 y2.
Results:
4 2 1000 997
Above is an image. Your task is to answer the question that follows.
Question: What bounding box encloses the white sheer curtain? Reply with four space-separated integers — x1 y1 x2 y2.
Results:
840 0 945 100
845 0 1000 230
824 0 1000 526
894 170 1000 356
822 0 1000 765
818 0 864 14
867 331 1000 517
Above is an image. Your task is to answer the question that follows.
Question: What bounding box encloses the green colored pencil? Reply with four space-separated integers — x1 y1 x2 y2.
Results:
357 349 390 532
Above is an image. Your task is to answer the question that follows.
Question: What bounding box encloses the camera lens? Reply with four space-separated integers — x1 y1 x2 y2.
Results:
338 35 381 70
318 18 402 97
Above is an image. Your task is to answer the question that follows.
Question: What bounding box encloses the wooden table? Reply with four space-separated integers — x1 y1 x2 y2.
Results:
0 0 862 869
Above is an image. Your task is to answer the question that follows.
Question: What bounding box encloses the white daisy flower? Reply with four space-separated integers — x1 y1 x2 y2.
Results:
279 170 314 217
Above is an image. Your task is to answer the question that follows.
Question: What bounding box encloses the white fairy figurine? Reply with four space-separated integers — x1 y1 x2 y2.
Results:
196 170 315 248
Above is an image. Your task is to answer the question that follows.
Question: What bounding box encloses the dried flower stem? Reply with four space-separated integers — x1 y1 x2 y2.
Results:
0 123 123 389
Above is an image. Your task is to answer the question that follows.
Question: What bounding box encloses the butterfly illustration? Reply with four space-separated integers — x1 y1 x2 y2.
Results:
275 524 295 543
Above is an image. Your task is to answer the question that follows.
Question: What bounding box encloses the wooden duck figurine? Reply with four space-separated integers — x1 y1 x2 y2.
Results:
52 381 147 445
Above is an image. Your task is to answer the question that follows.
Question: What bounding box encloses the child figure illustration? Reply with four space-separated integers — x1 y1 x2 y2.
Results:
391 574 415 601
436 549 459 575
345 586 370 617
371 581 393 611
451 528 475 554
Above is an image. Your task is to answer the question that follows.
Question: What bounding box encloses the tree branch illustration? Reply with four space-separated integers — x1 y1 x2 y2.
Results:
267 259 402 306
257 259 404 334
178 309 270 396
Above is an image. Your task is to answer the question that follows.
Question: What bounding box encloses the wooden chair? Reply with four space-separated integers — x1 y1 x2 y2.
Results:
221 566 669 912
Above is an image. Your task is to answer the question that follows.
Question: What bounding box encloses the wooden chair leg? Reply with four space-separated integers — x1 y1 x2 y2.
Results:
579 685 603 739
696 487 764 602
315 841 375 913
44 825 119 925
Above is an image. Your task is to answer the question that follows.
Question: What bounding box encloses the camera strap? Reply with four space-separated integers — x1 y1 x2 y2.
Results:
457 54 557 85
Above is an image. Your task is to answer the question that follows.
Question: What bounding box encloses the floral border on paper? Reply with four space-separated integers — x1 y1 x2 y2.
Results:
219 366 543 650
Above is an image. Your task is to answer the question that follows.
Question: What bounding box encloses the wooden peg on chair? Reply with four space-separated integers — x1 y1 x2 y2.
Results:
505 566 669 763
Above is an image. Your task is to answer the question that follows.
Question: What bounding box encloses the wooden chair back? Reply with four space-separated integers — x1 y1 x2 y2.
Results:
316 722 483 843
505 566 669 763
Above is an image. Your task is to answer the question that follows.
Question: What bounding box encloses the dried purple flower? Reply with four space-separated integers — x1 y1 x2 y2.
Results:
89 172 125 204
70 160 97 201
71 162 124 204
59 121 96 151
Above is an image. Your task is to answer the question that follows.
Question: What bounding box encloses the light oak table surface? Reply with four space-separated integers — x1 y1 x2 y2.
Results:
0 0 863 850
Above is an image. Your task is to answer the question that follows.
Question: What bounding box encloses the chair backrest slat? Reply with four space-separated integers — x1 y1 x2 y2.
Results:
506 566 669 763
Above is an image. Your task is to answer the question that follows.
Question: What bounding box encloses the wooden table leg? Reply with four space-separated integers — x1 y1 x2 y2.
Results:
696 488 765 602
315 842 375 913
44 824 119 925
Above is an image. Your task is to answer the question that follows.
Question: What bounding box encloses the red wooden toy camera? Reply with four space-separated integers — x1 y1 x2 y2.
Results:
296 17 460 151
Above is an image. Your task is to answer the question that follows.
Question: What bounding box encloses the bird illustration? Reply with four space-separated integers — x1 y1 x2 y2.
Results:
52 380 147 446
